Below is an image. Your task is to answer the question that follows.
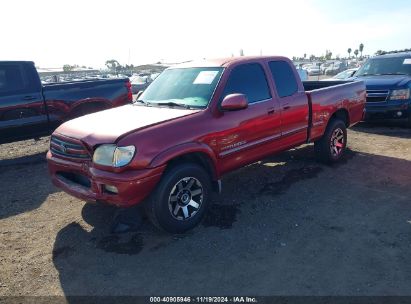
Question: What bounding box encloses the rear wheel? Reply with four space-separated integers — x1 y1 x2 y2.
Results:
315 119 347 163
145 163 211 233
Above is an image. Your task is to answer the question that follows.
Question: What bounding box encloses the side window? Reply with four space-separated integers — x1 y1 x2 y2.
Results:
223 63 271 104
269 61 298 98
0 64 26 95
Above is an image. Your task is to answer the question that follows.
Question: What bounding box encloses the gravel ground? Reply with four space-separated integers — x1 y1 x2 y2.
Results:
0 122 410 296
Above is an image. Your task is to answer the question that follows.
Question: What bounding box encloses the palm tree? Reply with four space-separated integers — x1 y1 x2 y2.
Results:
325 50 332 60
63 64 73 72
347 48 352 59
105 59 120 75
354 49 359 58
359 43 364 59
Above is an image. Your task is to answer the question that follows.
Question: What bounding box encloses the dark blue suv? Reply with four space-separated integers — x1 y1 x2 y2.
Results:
354 52 411 127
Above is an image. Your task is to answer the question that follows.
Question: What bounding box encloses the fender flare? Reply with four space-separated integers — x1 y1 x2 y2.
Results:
149 142 220 179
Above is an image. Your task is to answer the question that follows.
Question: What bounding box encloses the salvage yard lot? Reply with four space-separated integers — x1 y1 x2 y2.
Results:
0 123 410 296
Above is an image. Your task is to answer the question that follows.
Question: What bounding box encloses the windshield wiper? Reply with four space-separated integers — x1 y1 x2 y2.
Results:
357 73 381 76
134 99 151 106
358 73 408 76
154 101 193 109
378 73 407 76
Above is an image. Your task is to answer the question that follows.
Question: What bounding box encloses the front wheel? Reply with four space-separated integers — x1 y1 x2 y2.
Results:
145 163 211 233
314 119 347 164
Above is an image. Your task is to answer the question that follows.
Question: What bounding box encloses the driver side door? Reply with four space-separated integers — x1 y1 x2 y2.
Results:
215 62 282 174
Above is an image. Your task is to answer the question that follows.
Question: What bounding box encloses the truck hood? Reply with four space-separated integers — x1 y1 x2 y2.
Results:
355 75 411 90
55 104 200 146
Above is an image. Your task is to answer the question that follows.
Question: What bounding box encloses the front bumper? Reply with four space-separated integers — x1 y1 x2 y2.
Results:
47 151 165 207
364 100 410 120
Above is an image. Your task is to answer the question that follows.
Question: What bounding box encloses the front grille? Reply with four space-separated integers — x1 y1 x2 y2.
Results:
50 136 90 159
366 90 389 103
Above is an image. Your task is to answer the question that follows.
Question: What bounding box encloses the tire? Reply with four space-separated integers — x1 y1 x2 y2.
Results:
145 163 211 233
314 118 347 164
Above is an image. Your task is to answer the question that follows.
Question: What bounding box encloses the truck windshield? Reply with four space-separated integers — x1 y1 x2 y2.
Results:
356 57 411 76
139 67 224 108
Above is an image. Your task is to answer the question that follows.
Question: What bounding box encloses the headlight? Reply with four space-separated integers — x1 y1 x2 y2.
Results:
390 89 410 100
113 146 136 167
93 144 135 167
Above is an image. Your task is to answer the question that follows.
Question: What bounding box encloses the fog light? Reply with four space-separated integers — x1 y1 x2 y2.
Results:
104 185 118 194
397 111 403 117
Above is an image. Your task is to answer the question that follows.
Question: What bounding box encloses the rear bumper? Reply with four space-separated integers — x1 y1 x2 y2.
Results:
364 100 410 120
47 151 165 207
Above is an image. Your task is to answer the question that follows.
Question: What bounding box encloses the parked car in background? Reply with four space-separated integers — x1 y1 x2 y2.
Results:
324 62 346 76
295 65 308 81
130 75 152 94
354 52 411 126
0 61 133 143
306 64 321 76
47 56 365 233
323 68 358 81
151 73 161 80
321 62 333 74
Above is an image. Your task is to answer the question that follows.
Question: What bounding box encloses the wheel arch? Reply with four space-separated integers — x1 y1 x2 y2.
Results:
150 143 219 181
330 108 350 127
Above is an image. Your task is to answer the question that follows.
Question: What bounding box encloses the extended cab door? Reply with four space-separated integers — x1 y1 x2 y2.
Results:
0 62 47 143
216 62 282 174
268 61 309 144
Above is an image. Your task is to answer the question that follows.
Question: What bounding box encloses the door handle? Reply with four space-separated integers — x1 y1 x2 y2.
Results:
23 96 36 101
267 107 275 114
283 105 291 110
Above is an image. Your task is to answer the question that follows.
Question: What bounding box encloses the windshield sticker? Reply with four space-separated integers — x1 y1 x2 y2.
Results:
193 71 219 84
403 59 411 65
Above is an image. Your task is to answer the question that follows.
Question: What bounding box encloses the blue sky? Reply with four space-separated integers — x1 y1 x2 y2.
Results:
1 0 410 67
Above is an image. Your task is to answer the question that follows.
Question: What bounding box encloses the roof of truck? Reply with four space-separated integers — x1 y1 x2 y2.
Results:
170 56 290 68
0 61 35 64
375 52 411 58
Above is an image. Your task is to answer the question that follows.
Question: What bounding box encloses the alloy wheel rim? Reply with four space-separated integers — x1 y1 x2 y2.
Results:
330 128 345 157
168 177 203 221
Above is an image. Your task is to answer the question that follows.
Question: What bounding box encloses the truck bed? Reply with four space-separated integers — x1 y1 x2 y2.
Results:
42 78 128 90
42 77 131 128
304 80 366 141
302 80 350 91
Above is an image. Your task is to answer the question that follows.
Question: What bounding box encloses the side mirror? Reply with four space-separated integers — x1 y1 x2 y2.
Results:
220 94 248 111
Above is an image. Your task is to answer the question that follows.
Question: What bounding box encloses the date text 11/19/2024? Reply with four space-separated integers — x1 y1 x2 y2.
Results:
149 296 257 303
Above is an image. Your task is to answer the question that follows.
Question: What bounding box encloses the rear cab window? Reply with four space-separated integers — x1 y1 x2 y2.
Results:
0 64 25 94
0 62 40 96
268 61 298 98
222 63 271 104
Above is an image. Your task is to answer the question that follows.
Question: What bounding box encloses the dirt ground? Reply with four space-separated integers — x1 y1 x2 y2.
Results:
0 122 410 296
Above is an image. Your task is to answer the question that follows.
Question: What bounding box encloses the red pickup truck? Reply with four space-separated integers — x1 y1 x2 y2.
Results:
47 56 366 233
